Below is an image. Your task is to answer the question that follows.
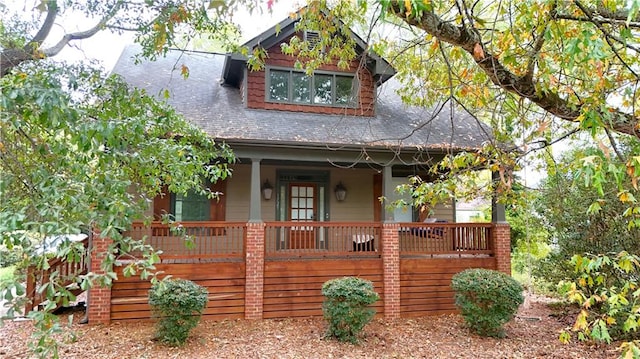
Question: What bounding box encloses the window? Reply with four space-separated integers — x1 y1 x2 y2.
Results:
267 68 357 107
172 189 210 221
154 180 226 222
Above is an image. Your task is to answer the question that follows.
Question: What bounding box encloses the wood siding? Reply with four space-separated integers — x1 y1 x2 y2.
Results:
245 34 376 117
263 259 384 318
399 257 496 317
110 262 245 321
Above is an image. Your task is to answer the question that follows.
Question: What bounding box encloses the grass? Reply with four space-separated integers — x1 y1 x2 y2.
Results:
0 266 16 290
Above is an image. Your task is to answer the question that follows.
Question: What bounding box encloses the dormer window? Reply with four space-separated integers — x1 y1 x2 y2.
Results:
267 67 357 107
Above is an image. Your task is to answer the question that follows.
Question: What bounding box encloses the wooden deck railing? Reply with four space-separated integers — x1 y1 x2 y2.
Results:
399 222 493 256
265 221 382 258
125 221 246 261
25 237 89 313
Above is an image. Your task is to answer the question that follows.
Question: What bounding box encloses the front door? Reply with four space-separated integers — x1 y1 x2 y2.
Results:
289 183 316 249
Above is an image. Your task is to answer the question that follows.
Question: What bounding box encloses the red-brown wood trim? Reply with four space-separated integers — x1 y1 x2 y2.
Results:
153 185 171 220
210 179 227 221
373 173 382 222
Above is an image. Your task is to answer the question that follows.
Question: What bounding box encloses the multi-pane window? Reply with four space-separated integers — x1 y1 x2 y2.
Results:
267 68 357 107
172 189 210 221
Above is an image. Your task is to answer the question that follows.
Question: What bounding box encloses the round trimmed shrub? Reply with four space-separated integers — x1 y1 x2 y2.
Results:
148 278 208 346
451 268 524 337
322 276 379 343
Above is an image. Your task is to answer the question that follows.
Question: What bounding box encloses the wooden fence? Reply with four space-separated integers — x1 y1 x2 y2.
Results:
25 237 89 313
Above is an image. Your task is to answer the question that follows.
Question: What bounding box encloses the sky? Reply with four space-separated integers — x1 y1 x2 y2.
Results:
32 1 296 72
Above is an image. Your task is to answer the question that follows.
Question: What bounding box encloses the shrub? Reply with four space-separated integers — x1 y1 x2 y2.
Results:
559 251 640 357
322 277 379 343
148 278 208 346
451 268 524 337
0 244 22 268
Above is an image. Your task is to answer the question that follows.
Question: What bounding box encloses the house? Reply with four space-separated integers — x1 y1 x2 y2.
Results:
82 11 511 324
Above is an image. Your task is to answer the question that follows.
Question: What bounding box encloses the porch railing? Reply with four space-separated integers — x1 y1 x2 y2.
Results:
398 222 493 256
126 221 246 261
265 221 382 258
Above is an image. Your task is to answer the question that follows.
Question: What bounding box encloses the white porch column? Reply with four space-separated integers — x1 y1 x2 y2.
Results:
249 158 262 222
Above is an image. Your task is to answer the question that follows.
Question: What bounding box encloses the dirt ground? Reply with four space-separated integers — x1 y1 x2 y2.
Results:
0 294 617 359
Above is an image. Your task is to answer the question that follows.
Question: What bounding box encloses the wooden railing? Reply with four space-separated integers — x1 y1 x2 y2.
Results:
25 237 89 313
399 222 493 256
265 221 382 258
125 221 246 261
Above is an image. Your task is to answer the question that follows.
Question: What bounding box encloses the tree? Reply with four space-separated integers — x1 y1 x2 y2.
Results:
282 0 640 223
0 0 261 76
1 1 245 356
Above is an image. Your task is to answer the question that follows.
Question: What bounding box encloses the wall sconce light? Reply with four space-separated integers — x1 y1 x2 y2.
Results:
262 180 273 200
335 181 347 202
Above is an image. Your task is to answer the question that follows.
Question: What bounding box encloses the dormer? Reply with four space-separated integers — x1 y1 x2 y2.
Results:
222 9 396 117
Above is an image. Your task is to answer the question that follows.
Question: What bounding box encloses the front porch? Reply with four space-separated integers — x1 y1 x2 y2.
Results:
97 220 509 323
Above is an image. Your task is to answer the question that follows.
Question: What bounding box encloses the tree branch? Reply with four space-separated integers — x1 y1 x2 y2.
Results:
42 1 124 57
25 0 59 51
387 1 640 139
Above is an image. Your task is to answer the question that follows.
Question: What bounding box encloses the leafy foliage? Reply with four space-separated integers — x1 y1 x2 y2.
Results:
0 59 232 356
451 268 524 337
532 146 640 289
148 278 208 346
559 252 640 355
321 277 380 343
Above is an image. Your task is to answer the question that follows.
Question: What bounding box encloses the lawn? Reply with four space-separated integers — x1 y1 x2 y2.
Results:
0 266 15 289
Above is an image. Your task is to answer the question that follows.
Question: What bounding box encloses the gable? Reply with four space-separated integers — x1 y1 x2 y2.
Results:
223 8 395 88
243 32 376 117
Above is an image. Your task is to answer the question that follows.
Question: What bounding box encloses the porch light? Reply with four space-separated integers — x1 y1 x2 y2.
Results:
335 181 347 202
262 180 273 200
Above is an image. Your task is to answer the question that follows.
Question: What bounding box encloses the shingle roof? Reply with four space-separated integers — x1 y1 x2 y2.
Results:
112 46 493 152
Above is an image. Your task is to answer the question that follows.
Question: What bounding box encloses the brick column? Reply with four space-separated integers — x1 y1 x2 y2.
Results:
381 222 400 320
492 223 511 275
245 221 265 319
87 232 113 324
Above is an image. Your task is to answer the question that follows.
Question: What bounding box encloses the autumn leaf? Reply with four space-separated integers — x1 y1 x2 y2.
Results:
404 0 412 17
472 43 485 60
181 64 190 78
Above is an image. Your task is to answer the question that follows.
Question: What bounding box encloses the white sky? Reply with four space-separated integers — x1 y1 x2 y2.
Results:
44 1 296 71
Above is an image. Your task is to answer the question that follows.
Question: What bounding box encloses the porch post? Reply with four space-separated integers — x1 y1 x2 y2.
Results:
87 231 112 324
245 222 265 319
491 171 511 274
245 158 265 319
249 158 262 222
381 165 400 319
381 222 400 319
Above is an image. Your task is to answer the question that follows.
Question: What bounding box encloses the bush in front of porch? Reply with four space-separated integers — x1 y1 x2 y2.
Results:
321 277 380 343
149 278 208 346
452 268 524 338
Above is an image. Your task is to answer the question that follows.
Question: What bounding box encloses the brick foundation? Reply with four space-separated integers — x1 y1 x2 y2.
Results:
87 232 113 324
381 223 400 320
492 223 511 275
245 222 265 320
